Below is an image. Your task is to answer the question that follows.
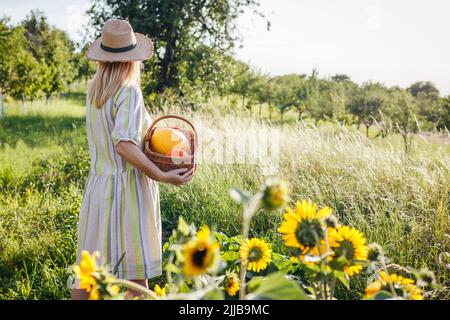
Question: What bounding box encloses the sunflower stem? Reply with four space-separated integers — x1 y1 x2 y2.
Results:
323 227 337 300
194 277 202 290
380 253 397 297
323 226 330 300
314 230 328 300
330 278 337 299
238 193 263 300
239 218 250 300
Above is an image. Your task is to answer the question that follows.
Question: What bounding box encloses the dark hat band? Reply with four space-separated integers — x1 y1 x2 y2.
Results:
100 42 137 53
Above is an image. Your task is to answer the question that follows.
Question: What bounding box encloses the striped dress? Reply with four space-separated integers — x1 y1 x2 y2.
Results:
75 85 161 284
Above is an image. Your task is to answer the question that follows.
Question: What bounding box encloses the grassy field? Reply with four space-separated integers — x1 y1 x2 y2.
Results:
0 92 449 299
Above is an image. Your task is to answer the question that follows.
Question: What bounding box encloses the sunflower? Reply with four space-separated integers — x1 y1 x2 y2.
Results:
224 273 240 296
73 250 100 299
73 251 122 300
153 284 166 297
262 179 290 210
365 271 423 300
183 226 219 277
278 200 333 261
289 230 335 265
240 238 272 272
328 226 368 276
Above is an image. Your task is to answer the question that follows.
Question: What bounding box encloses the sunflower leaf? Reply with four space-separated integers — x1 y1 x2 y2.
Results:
230 187 251 205
203 288 225 300
246 276 265 292
177 217 191 236
221 251 240 261
302 263 320 274
373 290 394 300
112 252 126 276
328 256 348 271
165 263 181 274
246 272 309 300
333 270 350 289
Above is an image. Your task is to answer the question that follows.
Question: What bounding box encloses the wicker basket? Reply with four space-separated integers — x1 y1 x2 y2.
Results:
144 115 197 176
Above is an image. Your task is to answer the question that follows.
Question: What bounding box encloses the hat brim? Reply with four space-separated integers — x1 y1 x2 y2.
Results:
87 33 153 62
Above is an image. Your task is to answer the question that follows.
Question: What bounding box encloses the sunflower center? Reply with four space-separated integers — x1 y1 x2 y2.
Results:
226 278 237 288
248 247 263 262
296 220 324 247
334 240 355 260
192 246 208 267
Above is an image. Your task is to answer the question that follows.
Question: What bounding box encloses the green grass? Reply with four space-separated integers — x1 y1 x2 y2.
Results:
0 92 448 299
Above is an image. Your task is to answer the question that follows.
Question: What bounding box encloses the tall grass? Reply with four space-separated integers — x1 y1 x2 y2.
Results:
0 95 448 299
161 111 449 295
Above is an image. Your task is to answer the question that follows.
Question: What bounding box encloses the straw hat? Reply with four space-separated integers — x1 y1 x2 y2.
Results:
87 19 153 62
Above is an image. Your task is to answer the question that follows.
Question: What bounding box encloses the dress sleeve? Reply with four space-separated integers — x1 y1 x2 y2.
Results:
111 86 148 147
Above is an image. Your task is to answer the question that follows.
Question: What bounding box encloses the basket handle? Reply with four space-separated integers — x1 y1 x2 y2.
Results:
148 115 195 133
146 115 198 155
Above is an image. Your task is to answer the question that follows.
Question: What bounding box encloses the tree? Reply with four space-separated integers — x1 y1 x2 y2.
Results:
306 78 339 125
88 0 263 95
276 103 291 122
182 46 236 101
251 74 270 120
229 61 257 109
0 18 43 110
259 78 278 121
407 81 439 98
434 97 450 131
271 74 307 122
292 76 308 121
9 49 44 110
331 73 351 83
348 82 387 138
22 10 76 102
388 90 419 154
0 18 23 95
72 44 97 87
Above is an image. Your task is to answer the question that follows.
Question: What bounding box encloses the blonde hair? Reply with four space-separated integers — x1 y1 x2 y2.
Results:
89 61 142 108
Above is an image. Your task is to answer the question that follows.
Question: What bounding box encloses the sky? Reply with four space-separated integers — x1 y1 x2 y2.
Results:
1 0 450 95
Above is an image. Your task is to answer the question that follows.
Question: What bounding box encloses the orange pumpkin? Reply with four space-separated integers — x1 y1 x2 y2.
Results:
150 127 190 155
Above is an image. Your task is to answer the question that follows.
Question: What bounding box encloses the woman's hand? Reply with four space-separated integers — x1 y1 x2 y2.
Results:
159 168 194 186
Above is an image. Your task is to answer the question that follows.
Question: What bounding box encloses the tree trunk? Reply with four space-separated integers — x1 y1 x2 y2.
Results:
85 59 89 87
298 110 302 121
157 26 180 92
269 105 272 121
1 91 5 123
403 133 409 154
22 94 27 113
366 125 370 138
259 103 262 120
281 111 284 122
46 93 51 105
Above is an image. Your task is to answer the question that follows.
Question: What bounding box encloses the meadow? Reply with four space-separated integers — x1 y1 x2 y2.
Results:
0 91 448 299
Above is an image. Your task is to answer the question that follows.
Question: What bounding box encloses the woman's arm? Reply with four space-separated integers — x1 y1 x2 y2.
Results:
115 141 193 186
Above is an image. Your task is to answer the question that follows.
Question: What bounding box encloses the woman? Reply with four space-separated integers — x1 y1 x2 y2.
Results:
71 19 193 300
